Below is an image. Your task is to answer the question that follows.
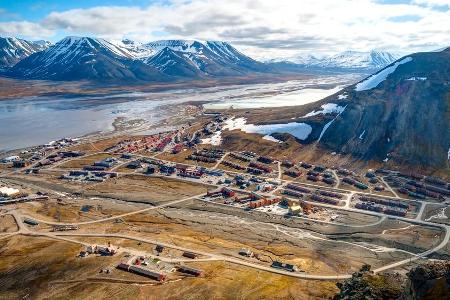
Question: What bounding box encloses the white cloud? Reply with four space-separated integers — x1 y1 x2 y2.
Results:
413 0 450 6
0 21 53 39
2 0 450 59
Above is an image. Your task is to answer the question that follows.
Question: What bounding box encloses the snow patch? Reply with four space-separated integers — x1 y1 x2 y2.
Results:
262 135 282 143
355 57 413 91
303 103 346 117
201 130 222 146
358 130 366 140
317 105 347 142
425 207 448 221
338 93 348 99
318 119 335 142
406 77 427 81
224 117 312 140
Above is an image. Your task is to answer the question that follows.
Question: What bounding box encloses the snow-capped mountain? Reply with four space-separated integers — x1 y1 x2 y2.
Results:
0 37 51 68
139 39 269 76
5 37 270 81
268 50 400 73
299 47 450 168
314 50 400 70
144 47 202 77
7 36 166 81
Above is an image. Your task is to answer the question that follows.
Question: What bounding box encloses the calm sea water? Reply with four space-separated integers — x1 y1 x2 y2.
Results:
0 74 359 151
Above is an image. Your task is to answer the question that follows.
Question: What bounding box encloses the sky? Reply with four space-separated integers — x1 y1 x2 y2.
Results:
0 0 449 59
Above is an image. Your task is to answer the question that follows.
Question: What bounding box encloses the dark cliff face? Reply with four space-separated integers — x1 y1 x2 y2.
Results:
316 48 450 168
402 261 450 300
333 262 450 300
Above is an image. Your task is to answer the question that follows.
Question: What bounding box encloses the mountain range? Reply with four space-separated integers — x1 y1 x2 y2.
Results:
267 50 401 73
0 37 51 69
3 37 268 82
299 47 450 168
1 36 401 82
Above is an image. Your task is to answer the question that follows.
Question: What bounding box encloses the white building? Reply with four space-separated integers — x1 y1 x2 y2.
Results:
0 186 20 197
1 156 20 163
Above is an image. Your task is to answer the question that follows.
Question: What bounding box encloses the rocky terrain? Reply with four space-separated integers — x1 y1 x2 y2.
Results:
333 261 450 300
316 47 450 169
241 47 450 170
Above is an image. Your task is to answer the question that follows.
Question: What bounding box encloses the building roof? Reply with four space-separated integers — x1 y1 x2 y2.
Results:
0 186 20 196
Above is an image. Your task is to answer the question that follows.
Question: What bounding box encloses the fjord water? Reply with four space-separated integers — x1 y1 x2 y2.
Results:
0 75 358 151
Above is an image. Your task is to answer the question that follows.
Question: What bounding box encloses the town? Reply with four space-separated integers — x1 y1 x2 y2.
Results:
1 111 448 286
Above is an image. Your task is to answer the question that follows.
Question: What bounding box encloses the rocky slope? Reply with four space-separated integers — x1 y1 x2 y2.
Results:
299 47 450 169
0 37 50 68
333 262 450 300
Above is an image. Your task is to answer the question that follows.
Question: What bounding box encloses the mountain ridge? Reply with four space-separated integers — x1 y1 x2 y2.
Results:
4 36 270 81
0 37 51 68
301 48 450 168
267 50 401 72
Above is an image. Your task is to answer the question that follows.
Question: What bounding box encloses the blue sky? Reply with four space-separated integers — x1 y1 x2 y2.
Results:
0 1 164 21
0 0 448 59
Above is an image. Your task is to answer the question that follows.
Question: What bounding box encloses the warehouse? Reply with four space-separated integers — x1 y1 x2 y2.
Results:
117 263 167 281
177 265 204 277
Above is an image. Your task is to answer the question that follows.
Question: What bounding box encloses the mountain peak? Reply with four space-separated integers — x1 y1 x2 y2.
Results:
0 36 51 68
282 49 401 71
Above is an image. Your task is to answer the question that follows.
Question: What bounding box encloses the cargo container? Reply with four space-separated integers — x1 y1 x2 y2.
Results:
177 265 203 276
271 261 297 272
182 251 198 259
24 218 39 226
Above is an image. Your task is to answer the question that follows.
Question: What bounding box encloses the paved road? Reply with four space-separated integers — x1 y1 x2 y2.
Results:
331 170 340 189
415 202 428 221
212 152 229 169
380 176 400 198
373 223 450 273
2 146 449 281
48 231 352 280
3 188 448 281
